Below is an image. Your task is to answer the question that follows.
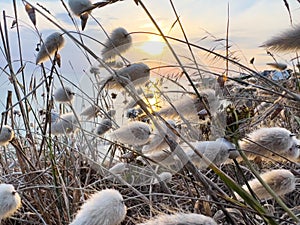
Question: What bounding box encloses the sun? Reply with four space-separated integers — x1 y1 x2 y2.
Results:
139 35 166 55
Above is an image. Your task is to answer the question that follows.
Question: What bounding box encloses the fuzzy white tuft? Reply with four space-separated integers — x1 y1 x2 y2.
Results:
68 0 92 16
0 184 21 220
181 138 235 169
80 105 100 120
0 125 14 146
262 26 300 52
158 89 217 119
116 63 150 83
96 119 112 136
51 112 78 135
53 86 75 103
108 121 151 145
70 189 126 225
138 150 176 167
287 138 300 159
36 32 65 64
238 169 296 201
137 213 217 225
102 27 132 61
142 120 177 154
239 127 297 160
106 63 150 90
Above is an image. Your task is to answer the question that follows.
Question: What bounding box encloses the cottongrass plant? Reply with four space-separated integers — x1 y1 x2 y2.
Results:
68 0 93 16
36 32 65 64
181 138 236 169
0 184 21 222
80 104 100 120
137 149 178 167
103 62 150 90
238 127 299 161
0 125 14 146
70 189 126 225
289 139 300 160
50 112 78 135
68 0 118 30
108 121 151 145
157 89 217 119
237 169 296 201
262 25 300 51
142 119 177 154
137 213 217 225
53 86 75 103
101 27 132 62
68 0 92 30
2 1 300 224
96 118 112 136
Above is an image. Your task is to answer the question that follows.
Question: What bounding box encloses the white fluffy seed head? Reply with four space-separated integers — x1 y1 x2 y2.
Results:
158 89 216 119
239 127 297 160
36 32 65 64
142 120 177 154
117 63 150 85
80 105 100 120
68 0 92 16
137 213 217 225
53 86 75 103
102 27 132 61
51 112 78 135
286 138 300 159
70 189 126 225
238 169 296 201
158 95 197 119
0 125 14 146
107 63 150 89
262 26 300 52
0 184 21 220
138 150 176 167
108 121 151 145
181 138 235 169
96 119 112 136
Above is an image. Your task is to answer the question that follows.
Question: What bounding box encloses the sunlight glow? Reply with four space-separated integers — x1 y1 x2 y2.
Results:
139 36 166 55
147 95 159 110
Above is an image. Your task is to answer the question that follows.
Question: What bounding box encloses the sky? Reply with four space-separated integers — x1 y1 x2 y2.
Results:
1 0 300 113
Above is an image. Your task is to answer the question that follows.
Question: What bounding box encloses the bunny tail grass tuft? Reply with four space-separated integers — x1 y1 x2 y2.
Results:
237 169 296 201
0 184 21 221
102 27 132 61
137 213 217 225
36 32 65 64
262 26 300 52
70 189 126 225
0 125 14 146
